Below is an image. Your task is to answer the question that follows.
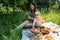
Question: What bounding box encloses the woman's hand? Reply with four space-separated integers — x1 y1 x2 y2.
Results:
28 16 34 20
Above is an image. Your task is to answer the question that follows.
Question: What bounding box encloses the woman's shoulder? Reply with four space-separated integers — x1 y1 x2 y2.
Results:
36 9 40 13
36 9 39 12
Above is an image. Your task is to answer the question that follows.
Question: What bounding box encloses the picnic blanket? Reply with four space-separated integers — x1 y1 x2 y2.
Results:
41 22 60 40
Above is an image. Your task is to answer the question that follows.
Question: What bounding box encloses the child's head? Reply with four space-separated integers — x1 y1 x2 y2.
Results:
35 12 40 19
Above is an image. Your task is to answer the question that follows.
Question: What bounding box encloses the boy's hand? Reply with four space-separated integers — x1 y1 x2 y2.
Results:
32 27 36 30
30 28 40 34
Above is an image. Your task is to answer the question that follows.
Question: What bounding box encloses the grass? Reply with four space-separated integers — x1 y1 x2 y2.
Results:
0 10 60 40
40 10 60 25
0 12 26 40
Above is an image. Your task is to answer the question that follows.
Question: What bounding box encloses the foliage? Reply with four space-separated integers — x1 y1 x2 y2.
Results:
0 0 60 14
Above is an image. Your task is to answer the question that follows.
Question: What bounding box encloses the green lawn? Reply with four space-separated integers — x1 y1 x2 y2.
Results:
0 10 60 40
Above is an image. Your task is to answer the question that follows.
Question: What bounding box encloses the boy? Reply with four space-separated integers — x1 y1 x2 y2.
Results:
30 12 49 35
33 12 43 28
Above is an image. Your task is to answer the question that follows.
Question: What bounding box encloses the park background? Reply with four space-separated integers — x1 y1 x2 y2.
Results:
0 0 60 40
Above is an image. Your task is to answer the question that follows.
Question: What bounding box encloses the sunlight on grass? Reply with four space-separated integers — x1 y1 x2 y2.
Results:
41 10 60 25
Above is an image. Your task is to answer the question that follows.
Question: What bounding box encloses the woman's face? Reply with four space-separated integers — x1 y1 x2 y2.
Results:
30 4 35 11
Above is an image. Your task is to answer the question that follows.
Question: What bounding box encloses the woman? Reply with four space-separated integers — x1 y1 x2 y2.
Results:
16 2 40 40
21 2 40 40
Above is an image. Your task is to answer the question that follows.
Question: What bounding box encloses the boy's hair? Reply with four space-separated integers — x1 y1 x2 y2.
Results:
35 12 40 15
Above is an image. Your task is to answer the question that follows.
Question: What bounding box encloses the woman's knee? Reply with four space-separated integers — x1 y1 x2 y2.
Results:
25 24 32 27
23 20 32 27
24 21 29 23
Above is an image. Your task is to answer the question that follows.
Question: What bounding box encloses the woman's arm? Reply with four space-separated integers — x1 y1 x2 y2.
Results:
28 16 34 20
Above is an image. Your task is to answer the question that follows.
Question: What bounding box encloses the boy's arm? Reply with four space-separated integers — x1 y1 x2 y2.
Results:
33 19 36 28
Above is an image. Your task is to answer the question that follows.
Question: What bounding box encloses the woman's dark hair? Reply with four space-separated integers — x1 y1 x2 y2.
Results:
29 2 37 13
